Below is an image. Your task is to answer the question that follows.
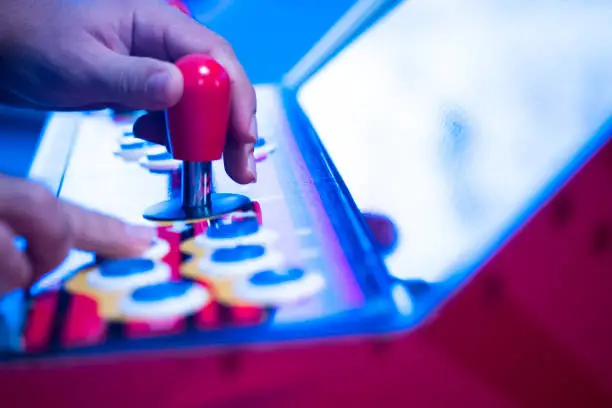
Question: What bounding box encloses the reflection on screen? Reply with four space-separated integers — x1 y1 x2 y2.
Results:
298 0 612 282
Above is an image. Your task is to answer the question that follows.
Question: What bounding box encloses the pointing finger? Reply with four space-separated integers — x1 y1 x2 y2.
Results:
61 201 155 258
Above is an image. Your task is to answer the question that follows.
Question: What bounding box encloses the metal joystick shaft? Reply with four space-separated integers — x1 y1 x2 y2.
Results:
142 54 251 222
182 161 212 209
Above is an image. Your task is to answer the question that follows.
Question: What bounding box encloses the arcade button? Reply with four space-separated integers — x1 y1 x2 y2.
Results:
142 236 171 260
117 128 135 141
198 244 284 277
94 235 169 264
234 268 325 306
111 108 143 123
139 146 181 172
195 218 278 249
114 137 154 161
220 205 262 226
120 281 210 320
111 113 135 125
253 137 277 162
86 258 171 292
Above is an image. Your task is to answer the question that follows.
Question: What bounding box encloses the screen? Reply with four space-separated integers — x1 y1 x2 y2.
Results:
298 0 612 282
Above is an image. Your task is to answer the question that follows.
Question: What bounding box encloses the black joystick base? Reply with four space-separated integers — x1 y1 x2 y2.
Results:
143 193 251 222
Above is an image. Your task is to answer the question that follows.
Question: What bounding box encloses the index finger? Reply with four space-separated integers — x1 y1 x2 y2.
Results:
61 201 155 258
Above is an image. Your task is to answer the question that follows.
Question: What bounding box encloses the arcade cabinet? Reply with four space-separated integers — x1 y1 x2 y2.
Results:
2 0 612 407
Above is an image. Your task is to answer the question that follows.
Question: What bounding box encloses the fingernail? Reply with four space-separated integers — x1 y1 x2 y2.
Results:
248 152 257 182
146 72 171 104
125 224 156 243
249 116 258 142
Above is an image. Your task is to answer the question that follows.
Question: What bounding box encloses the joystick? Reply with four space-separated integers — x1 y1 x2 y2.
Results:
143 54 251 222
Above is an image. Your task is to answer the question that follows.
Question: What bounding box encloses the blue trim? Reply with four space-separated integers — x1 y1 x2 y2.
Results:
285 0 402 91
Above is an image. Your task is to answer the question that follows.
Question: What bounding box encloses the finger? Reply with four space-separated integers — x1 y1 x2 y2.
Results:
60 201 155 258
133 111 168 146
223 139 256 185
0 222 32 296
89 45 184 111
133 5 258 143
0 177 72 278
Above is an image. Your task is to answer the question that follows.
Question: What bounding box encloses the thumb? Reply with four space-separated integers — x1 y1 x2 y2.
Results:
94 49 184 110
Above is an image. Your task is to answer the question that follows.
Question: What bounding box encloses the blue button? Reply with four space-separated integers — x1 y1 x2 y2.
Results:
254 138 266 148
121 141 146 150
206 219 259 240
211 245 266 263
249 268 305 286
99 258 155 278
131 281 193 302
147 151 173 161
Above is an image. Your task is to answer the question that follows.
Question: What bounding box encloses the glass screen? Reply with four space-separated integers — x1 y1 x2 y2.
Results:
298 0 612 282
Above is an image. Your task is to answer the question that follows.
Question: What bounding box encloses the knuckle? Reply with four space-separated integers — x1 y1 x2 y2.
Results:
214 36 235 57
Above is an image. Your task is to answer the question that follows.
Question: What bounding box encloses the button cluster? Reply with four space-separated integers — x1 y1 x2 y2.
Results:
22 110 318 353
194 211 325 308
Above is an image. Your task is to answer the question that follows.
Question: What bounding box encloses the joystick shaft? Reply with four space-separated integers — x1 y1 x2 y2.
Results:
182 161 212 209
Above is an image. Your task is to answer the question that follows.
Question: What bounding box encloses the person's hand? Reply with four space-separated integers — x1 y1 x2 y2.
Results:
0 174 155 297
0 0 257 184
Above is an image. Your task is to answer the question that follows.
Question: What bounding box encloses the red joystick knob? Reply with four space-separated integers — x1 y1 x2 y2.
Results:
166 54 231 162
167 0 191 15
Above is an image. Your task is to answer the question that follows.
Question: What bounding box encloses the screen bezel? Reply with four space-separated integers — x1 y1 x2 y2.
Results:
282 0 402 91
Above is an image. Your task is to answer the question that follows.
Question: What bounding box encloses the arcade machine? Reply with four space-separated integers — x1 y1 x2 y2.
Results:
2 0 612 406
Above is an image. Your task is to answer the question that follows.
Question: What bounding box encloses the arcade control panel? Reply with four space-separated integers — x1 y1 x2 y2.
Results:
0 54 393 360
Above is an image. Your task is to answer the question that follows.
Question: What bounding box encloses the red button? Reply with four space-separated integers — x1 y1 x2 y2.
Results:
252 201 263 225
61 294 106 348
195 302 220 329
193 221 207 237
230 305 266 326
23 292 58 352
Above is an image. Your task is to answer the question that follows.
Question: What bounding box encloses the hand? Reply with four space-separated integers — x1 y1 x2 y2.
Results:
0 174 155 297
0 0 257 184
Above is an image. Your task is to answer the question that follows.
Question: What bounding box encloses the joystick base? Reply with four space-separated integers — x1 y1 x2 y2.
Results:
143 193 251 222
